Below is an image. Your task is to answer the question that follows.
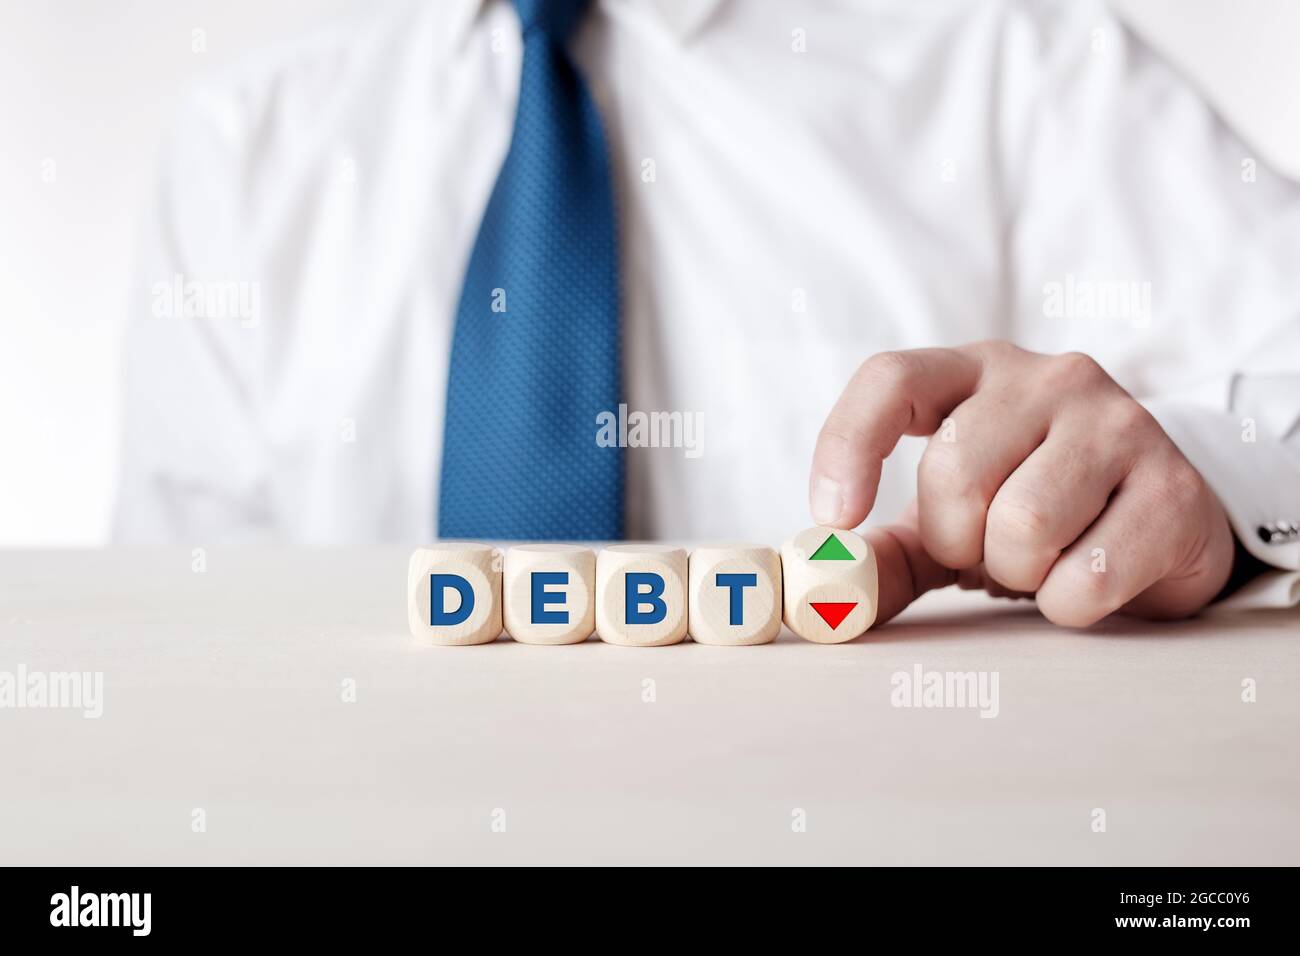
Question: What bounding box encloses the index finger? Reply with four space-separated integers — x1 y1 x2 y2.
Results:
810 347 983 528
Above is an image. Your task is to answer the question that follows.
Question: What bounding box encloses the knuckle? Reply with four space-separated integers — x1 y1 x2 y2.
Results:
1075 562 1113 607
858 350 915 389
976 339 1024 363
987 493 1054 545
1047 350 1107 388
1153 459 1205 506
918 440 980 502
1108 399 1156 434
1038 596 1107 629
1037 566 1112 627
983 557 1045 594
917 510 984 569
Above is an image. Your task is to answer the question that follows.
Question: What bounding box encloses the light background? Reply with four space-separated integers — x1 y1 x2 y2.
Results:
2 0 1296 546
0 0 362 546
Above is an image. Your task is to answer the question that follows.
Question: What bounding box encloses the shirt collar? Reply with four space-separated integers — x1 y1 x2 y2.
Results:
456 0 724 45
646 0 722 42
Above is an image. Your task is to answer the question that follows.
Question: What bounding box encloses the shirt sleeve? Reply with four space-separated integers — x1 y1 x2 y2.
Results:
1143 394 1300 609
112 88 275 544
995 1 1300 609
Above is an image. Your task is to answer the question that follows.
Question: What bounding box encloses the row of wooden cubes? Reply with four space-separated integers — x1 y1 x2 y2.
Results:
407 526 878 646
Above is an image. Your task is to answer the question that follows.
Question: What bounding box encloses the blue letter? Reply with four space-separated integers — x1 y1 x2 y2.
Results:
531 571 569 624
715 573 757 625
430 573 474 626
625 572 667 624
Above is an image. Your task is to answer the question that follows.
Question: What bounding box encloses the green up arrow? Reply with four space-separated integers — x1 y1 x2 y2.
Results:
809 532 854 561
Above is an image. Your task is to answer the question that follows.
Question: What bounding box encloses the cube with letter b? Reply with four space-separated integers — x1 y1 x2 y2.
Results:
407 543 503 645
687 543 782 645
503 544 596 644
595 545 688 646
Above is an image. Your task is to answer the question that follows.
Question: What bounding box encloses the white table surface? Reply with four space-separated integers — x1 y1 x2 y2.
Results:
2 548 1297 865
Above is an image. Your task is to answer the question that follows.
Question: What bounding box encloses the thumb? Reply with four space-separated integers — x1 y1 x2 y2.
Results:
863 501 959 626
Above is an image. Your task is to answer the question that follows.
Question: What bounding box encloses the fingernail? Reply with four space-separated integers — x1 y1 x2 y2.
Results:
810 476 843 526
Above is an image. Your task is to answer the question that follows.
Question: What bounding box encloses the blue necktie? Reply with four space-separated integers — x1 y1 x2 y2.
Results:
438 0 623 540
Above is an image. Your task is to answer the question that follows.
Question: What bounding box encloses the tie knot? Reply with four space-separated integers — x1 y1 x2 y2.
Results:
513 0 590 41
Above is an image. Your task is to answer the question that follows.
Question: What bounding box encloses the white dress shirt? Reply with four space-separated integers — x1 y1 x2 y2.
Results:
115 0 1300 607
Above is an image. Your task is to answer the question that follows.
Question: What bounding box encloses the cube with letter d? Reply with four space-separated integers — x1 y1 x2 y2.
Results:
407 543 503 645
595 545 688 646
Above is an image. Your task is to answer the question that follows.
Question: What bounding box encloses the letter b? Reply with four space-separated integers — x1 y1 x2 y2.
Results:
626 572 667 624
595 546 688 646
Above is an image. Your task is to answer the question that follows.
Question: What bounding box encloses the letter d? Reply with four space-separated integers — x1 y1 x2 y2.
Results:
430 574 475 626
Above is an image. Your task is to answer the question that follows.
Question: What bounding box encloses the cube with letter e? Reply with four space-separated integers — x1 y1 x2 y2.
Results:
503 544 596 644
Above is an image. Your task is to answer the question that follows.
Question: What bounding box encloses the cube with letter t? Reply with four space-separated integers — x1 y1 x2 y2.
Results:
595 545 688 646
687 543 782 645
407 543 503 645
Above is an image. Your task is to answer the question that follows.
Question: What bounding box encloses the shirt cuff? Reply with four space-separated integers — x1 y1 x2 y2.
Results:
1143 398 1300 609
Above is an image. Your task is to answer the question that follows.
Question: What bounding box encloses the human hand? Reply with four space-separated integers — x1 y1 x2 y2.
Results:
809 342 1236 626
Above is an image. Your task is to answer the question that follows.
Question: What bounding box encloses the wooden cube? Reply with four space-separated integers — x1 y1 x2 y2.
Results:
780 526 877 643
595 545 688 646
503 544 596 645
407 543 503 645
687 543 782 645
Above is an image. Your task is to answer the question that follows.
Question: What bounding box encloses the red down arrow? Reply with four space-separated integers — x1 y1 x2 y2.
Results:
809 602 857 630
